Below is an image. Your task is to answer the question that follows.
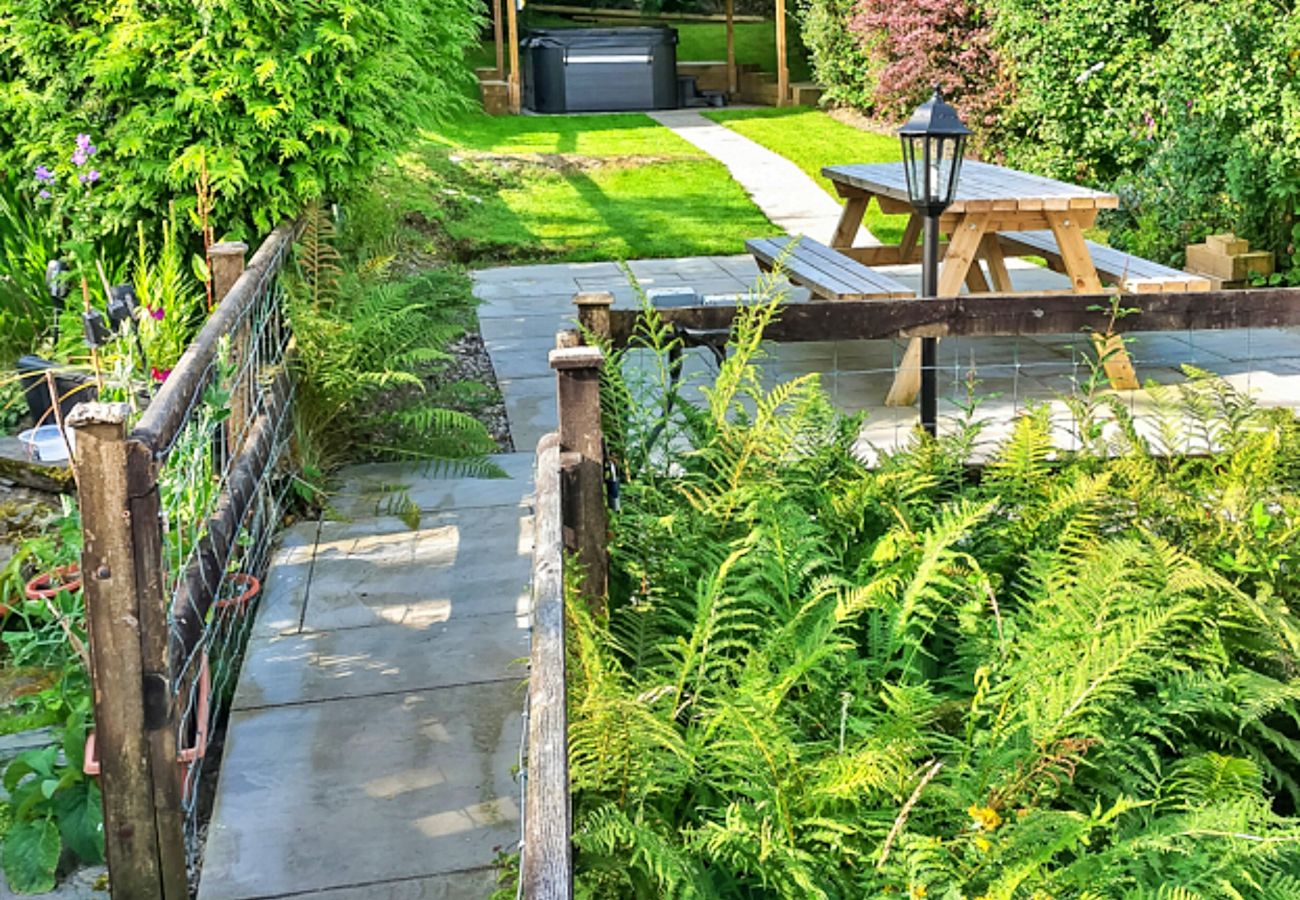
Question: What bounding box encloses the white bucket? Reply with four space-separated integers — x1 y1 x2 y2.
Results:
18 425 75 462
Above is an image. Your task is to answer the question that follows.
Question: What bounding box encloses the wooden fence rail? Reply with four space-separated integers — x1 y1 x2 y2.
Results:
575 286 1300 348
522 341 608 899
68 221 298 899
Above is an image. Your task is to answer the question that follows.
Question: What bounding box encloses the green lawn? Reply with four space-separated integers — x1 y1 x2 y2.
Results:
423 112 702 159
705 107 910 244
373 111 776 264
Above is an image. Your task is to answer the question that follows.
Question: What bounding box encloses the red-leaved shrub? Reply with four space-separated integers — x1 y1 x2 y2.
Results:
849 0 1009 146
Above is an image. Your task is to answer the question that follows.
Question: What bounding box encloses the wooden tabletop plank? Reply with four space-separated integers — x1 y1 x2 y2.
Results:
823 160 1119 213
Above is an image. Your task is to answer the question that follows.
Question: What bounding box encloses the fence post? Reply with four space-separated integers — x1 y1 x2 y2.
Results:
210 241 250 457
574 291 614 345
549 344 607 610
69 402 188 900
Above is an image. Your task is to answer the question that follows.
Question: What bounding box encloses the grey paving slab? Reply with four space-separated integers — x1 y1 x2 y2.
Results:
492 344 567 381
477 311 575 348
329 455 535 519
279 869 500 899
197 681 522 900
233 612 528 710
497 375 558 451
251 521 322 640
475 289 576 317
303 508 533 632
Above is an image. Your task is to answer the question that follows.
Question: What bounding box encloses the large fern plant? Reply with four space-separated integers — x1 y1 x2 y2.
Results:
569 292 1300 899
286 206 499 479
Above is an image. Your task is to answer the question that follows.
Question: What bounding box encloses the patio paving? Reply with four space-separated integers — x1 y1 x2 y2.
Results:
198 459 532 899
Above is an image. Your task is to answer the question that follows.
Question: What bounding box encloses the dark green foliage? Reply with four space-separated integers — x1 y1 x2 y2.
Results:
571 296 1300 897
0 0 483 239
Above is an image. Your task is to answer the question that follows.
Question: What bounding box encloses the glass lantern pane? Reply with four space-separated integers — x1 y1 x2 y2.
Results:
947 137 967 202
935 137 957 206
902 138 923 206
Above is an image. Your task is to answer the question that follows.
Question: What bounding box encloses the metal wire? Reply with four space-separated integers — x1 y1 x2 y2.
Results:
143 233 296 884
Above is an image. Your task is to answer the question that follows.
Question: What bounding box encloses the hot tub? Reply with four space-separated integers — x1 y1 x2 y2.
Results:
523 27 679 114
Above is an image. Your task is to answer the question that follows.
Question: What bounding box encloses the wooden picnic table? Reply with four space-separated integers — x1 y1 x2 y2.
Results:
822 159 1171 405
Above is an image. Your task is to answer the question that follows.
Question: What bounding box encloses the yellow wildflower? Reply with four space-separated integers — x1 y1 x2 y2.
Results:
911 886 928 899
975 835 992 853
968 804 1003 831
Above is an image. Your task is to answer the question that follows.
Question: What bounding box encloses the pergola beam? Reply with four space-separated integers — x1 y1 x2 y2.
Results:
775 0 788 106
507 0 521 113
493 0 505 79
726 0 737 96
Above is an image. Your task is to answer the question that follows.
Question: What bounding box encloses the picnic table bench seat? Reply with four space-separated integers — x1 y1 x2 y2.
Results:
999 230 1211 293
747 236 914 301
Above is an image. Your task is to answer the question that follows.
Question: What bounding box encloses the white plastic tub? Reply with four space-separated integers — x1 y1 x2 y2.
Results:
18 425 74 462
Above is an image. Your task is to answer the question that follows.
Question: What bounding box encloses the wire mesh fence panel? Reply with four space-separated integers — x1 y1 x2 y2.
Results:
71 223 300 897
149 231 297 882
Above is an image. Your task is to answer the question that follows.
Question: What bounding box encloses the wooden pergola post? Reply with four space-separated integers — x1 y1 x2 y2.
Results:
493 0 504 79
726 0 737 96
775 0 788 107
507 0 521 113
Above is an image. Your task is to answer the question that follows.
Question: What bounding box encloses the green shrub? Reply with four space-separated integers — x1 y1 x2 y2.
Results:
993 0 1168 183
1104 0 1300 273
0 0 482 241
795 0 881 109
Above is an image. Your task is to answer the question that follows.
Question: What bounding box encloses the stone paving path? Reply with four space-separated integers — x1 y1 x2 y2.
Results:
198 456 534 899
649 108 878 246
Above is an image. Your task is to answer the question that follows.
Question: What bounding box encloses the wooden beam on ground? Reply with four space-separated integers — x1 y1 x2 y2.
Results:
600 287 1300 347
775 0 788 106
726 0 737 95
521 433 572 900
507 0 521 114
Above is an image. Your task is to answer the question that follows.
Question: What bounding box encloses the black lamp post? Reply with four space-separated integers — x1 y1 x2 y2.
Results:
898 88 970 436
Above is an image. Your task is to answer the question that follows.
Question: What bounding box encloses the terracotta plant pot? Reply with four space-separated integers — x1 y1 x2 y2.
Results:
214 572 261 616
84 651 211 778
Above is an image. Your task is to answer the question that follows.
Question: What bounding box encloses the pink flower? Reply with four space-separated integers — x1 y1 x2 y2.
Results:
150 366 172 383
150 307 165 321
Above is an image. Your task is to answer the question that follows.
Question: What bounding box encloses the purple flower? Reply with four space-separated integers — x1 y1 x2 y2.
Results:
34 165 53 183
38 189 51 200
79 169 100 185
71 134 97 167
150 306 165 321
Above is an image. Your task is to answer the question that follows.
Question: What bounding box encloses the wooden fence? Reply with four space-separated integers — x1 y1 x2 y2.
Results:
67 222 298 898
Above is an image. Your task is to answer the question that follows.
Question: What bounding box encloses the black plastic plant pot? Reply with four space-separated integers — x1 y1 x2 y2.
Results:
16 355 98 427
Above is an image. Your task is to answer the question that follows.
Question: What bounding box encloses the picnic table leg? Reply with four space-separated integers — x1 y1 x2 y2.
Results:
978 234 1015 292
1045 212 1140 390
898 215 923 263
830 194 869 249
886 213 991 408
